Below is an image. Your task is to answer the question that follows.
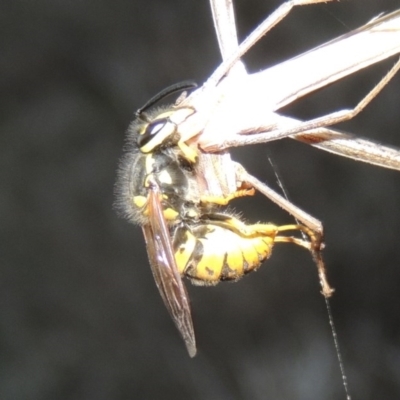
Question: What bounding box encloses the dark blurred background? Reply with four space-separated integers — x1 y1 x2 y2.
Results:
1 0 400 399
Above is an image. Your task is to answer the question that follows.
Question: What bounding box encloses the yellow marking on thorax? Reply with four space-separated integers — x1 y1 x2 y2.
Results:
158 170 173 185
133 195 147 208
163 207 179 221
145 154 156 175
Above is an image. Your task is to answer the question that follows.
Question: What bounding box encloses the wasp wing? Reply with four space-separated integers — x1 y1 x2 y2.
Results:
142 184 196 357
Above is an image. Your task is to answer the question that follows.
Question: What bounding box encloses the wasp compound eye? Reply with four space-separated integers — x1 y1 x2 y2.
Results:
137 117 176 153
137 118 168 147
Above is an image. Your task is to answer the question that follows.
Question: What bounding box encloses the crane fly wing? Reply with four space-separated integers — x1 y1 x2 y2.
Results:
239 9 400 110
142 184 196 357
198 6 400 171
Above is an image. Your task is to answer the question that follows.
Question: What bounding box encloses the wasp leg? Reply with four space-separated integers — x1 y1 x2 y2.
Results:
177 139 198 163
203 217 322 254
202 215 326 275
199 213 277 236
200 187 255 206
274 225 333 298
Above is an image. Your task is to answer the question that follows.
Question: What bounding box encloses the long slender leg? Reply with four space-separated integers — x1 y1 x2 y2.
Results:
236 164 323 234
209 0 239 61
204 0 334 88
236 165 333 297
293 127 400 171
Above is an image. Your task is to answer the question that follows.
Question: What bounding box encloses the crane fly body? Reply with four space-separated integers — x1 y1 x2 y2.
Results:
116 0 400 356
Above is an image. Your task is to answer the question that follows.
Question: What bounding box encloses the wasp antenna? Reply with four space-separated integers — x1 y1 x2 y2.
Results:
135 80 198 117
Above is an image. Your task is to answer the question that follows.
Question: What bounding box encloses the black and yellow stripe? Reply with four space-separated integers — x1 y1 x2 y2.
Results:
173 218 277 285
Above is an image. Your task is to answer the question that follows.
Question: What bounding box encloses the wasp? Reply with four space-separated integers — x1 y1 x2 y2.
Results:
115 81 333 357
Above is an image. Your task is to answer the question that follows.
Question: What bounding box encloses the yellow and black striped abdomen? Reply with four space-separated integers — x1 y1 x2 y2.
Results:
173 220 277 285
